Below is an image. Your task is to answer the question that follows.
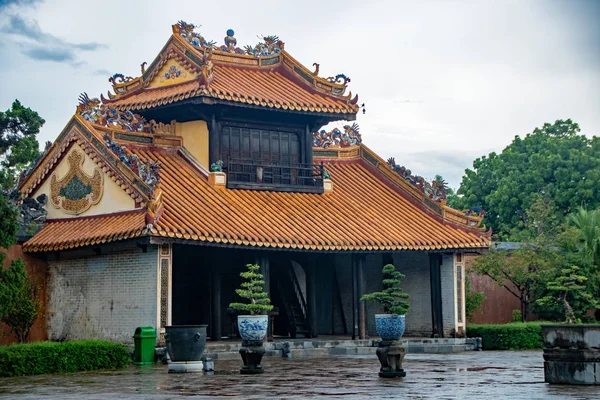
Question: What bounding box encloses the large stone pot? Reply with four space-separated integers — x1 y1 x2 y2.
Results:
542 324 600 385
165 325 208 362
237 315 268 341
375 314 406 340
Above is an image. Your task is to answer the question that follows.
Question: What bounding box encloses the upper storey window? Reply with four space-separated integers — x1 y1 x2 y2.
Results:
220 122 323 193
220 123 300 166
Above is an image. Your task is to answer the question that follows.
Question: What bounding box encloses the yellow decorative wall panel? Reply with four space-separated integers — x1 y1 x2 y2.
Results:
33 143 136 219
147 60 197 88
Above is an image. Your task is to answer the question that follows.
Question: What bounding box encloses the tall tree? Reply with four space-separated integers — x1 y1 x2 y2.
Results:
0 100 45 190
455 120 600 240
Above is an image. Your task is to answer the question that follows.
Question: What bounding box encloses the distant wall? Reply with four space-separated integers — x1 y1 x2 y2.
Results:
465 255 522 324
0 243 47 345
46 243 158 343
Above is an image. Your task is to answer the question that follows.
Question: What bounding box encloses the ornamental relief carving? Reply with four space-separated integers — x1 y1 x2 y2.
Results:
50 150 103 215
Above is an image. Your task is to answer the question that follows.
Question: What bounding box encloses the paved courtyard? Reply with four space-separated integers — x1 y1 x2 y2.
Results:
0 351 597 399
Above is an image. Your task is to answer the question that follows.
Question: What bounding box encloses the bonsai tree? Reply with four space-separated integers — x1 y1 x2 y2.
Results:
361 264 409 315
229 264 273 315
536 265 598 324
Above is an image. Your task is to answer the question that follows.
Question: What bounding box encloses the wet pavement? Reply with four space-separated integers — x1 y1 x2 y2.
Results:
0 351 598 399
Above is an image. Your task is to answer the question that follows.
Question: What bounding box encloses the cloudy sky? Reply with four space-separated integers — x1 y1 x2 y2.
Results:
0 0 598 188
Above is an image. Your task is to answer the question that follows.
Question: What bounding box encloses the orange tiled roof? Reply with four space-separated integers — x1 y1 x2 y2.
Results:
24 211 146 252
102 25 358 115
126 148 488 251
107 65 357 114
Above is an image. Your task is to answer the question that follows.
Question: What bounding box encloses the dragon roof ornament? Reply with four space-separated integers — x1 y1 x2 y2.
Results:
313 122 362 149
173 21 216 50
77 93 150 133
104 133 161 199
244 35 284 57
386 157 448 202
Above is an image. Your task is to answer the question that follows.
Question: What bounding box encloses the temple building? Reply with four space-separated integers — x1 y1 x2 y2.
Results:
19 22 490 343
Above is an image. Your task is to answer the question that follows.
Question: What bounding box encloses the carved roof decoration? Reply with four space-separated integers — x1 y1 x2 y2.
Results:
313 122 362 149
95 21 359 115
77 93 151 133
386 157 448 203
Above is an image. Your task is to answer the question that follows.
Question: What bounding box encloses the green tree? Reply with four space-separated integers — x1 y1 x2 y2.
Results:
465 277 485 322
361 264 410 315
0 259 42 342
456 120 600 239
471 197 562 321
568 208 600 267
0 100 45 190
229 264 273 315
536 266 597 324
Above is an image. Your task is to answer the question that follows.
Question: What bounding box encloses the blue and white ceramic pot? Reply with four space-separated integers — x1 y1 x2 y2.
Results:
375 314 406 340
237 315 269 341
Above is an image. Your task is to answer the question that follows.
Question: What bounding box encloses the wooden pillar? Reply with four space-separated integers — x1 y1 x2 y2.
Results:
357 255 367 339
211 264 222 341
306 255 318 338
257 254 272 339
351 255 359 340
209 114 220 167
429 253 444 338
304 124 314 164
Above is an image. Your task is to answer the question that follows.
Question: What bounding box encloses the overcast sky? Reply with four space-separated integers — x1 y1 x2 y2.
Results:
1 0 598 188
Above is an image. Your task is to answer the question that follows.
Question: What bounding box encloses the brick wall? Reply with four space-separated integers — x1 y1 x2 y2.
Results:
46 243 158 343
393 252 433 336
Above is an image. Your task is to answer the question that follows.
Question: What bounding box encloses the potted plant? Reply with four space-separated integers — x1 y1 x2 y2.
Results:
229 263 274 341
361 263 410 340
537 265 600 385
229 263 273 374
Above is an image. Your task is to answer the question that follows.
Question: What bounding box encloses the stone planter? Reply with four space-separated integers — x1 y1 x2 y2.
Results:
237 315 268 341
375 314 406 340
165 325 208 362
542 324 600 385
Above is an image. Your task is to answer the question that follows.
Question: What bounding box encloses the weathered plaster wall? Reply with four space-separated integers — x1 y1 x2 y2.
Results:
177 120 209 169
32 143 136 219
46 243 158 343
441 254 457 337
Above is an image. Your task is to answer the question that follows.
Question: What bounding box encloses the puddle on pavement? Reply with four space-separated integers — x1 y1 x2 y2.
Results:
455 366 508 372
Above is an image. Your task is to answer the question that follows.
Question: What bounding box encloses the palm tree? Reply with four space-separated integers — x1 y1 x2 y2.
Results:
568 207 600 267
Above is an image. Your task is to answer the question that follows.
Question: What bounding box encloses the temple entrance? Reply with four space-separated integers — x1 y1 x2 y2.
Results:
171 245 453 341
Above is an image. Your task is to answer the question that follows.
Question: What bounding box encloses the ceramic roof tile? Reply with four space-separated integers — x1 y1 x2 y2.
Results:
130 148 489 251
23 211 146 252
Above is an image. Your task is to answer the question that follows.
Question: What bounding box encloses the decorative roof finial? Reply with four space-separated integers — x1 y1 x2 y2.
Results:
220 29 244 54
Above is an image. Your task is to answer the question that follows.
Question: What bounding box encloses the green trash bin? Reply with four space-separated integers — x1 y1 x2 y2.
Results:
133 326 156 365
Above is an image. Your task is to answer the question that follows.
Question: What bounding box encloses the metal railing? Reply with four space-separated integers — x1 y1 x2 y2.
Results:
226 159 324 193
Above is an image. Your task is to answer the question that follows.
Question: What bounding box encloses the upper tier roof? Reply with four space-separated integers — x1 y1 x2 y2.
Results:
100 22 359 116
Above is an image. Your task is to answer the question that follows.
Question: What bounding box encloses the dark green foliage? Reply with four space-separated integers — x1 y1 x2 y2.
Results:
229 263 273 315
512 309 522 323
454 120 600 240
0 100 45 190
0 192 18 249
0 340 131 377
536 266 597 324
465 277 485 322
361 264 410 315
466 322 545 350
0 258 42 342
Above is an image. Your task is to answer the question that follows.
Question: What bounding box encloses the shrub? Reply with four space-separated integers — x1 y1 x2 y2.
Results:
361 264 410 315
512 309 522 323
466 322 545 350
0 340 131 377
229 263 273 315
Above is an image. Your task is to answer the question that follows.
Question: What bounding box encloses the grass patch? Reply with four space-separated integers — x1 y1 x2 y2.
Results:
466 322 546 350
0 340 131 377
